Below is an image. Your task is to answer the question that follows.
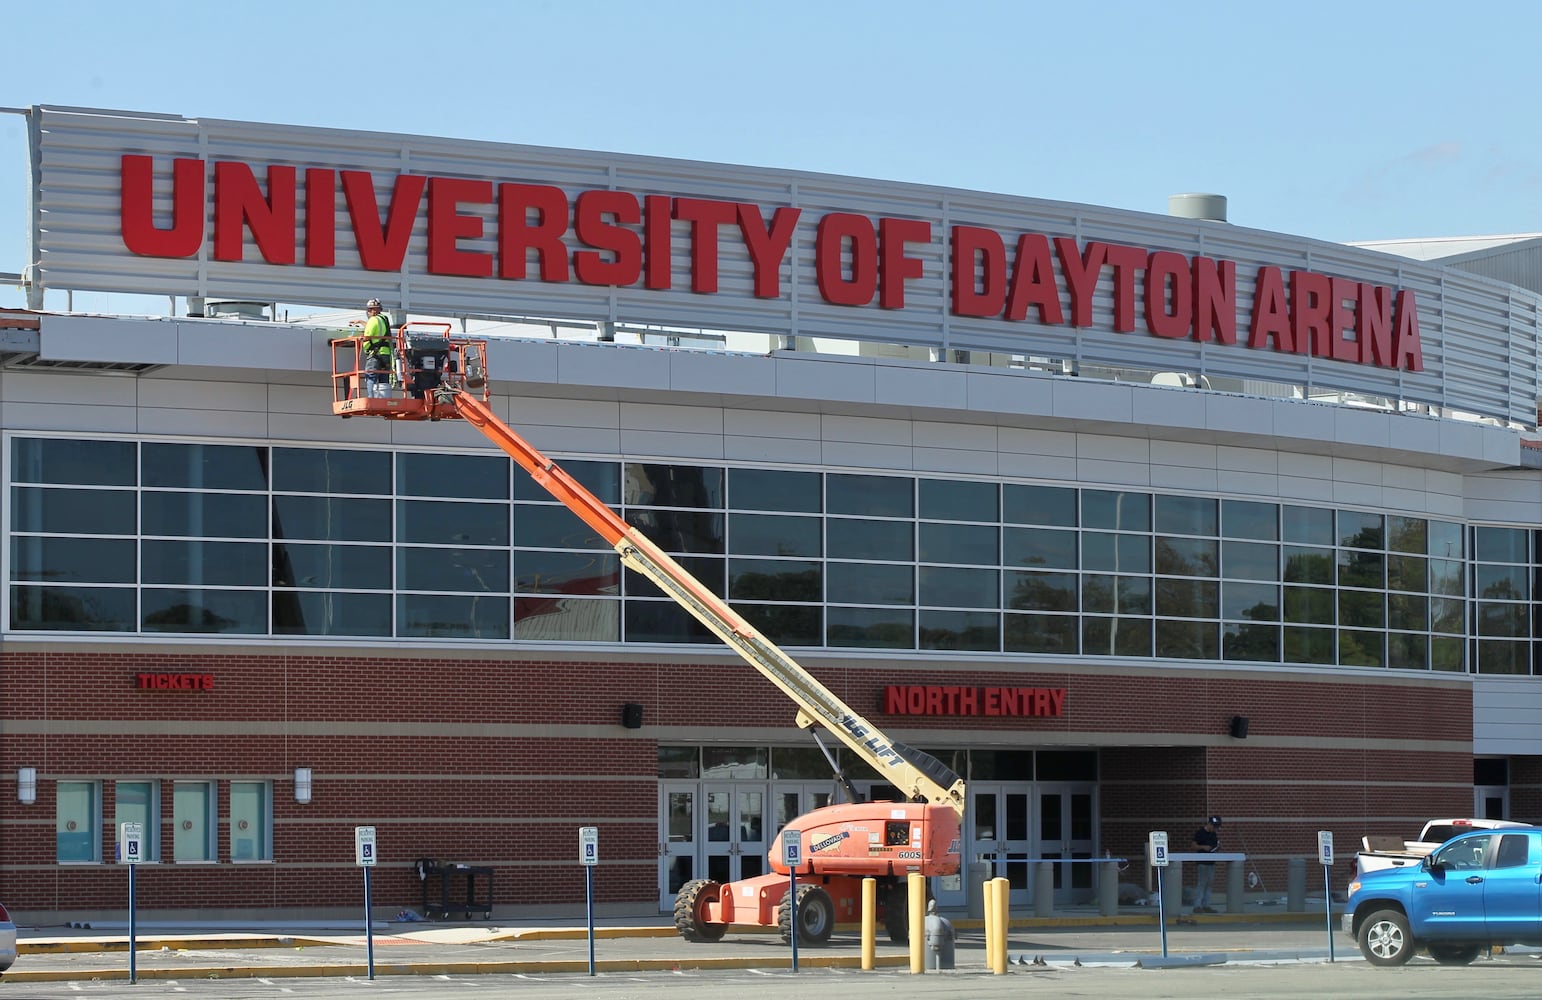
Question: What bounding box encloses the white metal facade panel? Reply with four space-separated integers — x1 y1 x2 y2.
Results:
1474 678 1542 754
25 106 1542 425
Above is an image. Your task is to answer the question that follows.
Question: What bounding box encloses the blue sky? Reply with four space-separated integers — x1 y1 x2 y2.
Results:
3 0 1539 311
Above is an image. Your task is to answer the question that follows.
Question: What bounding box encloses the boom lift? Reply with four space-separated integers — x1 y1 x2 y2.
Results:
331 326 967 944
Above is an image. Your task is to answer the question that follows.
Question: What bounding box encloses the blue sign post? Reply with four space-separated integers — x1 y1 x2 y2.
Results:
581 827 599 976
1149 832 1170 958
1318 831 1336 963
782 830 802 973
120 822 142 984
355 826 378 980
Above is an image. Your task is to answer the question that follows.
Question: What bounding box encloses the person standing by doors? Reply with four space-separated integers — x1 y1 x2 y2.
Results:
1192 815 1221 913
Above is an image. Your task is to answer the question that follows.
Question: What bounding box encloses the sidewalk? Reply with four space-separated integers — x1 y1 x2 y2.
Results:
2 904 1351 983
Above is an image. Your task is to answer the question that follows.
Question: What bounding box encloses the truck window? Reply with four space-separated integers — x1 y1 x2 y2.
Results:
1434 836 1489 871
1495 834 1530 869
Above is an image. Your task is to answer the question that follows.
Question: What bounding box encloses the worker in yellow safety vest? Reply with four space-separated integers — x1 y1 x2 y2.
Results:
361 298 393 397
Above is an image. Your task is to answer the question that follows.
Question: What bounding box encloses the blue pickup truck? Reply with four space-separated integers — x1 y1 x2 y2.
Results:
1344 826 1542 965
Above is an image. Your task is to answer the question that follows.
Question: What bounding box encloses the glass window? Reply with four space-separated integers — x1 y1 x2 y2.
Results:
1004 612 1078 654
1388 516 1428 554
629 510 724 554
625 463 722 508
1224 622 1278 662
1155 537 1218 577
515 459 619 504
1476 639 1529 674
729 559 820 602
144 540 267 586
1155 579 1218 618
273 543 393 590
728 513 821 557
1281 505 1334 545
827 474 912 517
1338 510 1384 549
1340 629 1385 667
1155 495 1216 536
1282 545 1332 585
827 606 913 648
115 780 159 862
173 782 216 862
13 487 137 534
728 468 821 512
1222 540 1277 581
1283 626 1334 664
273 447 392 495
1081 575 1151 614
919 522 998 566
1082 490 1149 531
273 591 392 636
658 746 700 779
397 452 509 500
57 780 101 863
14 437 136 485
1155 619 1218 659
1337 550 1384 589
398 500 509 546
1388 593 1428 631
1476 602 1527 638
1386 554 1427 593
11 585 136 631
1222 500 1277 540
1431 597 1465 634
1387 632 1428 670
919 479 997 522
702 747 768 779
1429 520 1464 559
1223 582 1279 621
398 594 510 639
143 589 266 634
1082 533 1150 573
398 548 509 592
736 603 821 646
919 566 997 608
229 781 272 862
1002 484 1076 526
11 537 136 583
828 562 913 605
514 595 618 641
143 492 268 538
1005 570 1077 612
971 750 1035 781
1004 527 1076 569
625 600 715 643
920 609 999 650
827 518 913 561
1475 563 1529 600
514 504 607 550
514 551 620 595
1429 559 1464 597
1283 586 1334 624
272 496 392 542
1083 616 1151 656
1339 590 1384 628
144 443 267 491
1474 526 1529 563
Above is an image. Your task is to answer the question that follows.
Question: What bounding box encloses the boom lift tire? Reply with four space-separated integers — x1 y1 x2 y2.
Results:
778 884 835 946
674 879 727 942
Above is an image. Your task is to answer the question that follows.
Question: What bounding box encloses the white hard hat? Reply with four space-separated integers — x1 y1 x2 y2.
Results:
365 298 382 309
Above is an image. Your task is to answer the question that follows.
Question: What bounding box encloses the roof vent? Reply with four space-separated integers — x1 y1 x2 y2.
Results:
202 300 275 321
1168 193 1228 223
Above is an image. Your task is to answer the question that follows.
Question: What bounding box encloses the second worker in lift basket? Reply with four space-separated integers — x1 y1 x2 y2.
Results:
361 298 393 397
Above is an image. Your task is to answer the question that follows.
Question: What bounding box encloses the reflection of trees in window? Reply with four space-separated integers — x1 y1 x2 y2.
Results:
1285 549 1333 584
1155 619 1217 659
730 567 820 602
1388 516 1427 554
1006 571 1076 612
1224 622 1278 661
1338 630 1384 667
1155 537 1217 576
1337 550 1384 589
1004 614 1077 654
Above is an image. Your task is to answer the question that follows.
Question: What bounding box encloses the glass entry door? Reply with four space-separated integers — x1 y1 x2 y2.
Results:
702 783 768 885
970 784 1032 907
1037 783 1096 904
659 782 699 909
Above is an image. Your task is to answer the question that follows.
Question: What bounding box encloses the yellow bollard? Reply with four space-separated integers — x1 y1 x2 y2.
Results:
992 876 1010 974
908 873 926 974
982 878 997 971
861 877 876 971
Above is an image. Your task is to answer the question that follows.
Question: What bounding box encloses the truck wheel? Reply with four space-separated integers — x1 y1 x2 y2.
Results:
1427 943 1482 965
674 878 727 942
778 884 835 946
1358 908 1414 966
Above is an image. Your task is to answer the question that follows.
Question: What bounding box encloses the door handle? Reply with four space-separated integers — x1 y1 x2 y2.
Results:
1465 875 1484 884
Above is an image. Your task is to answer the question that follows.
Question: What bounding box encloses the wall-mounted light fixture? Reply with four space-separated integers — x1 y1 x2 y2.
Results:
17 767 36 804
293 767 313 804
1229 715 1250 739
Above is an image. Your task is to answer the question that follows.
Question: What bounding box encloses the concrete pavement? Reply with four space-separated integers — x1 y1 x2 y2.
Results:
2 907 1355 982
